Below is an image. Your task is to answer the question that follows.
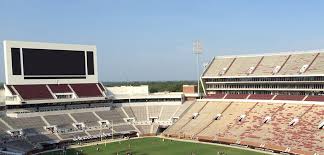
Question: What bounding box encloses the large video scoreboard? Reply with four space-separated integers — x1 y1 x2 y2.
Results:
3 40 98 85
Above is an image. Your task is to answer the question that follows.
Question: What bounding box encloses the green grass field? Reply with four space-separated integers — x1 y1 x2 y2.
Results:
42 137 267 155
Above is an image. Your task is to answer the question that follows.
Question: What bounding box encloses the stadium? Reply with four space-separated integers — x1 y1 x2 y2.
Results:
0 40 323 155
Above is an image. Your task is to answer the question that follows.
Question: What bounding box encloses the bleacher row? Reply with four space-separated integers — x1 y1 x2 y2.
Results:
204 52 324 77
164 101 324 155
206 93 324 102
6 83 106 100
0 103 190 153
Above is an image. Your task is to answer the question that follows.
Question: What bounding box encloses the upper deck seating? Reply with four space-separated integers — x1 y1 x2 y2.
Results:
12 85 53 100
273 95 305 101
225 56 262 76
225 94 248 99
248 94 274 100
251 55 289 75
203 57 235 76
278 53 318 75
48 84 72 93
305 95 324 102
305 53 324 74
70 83 103 98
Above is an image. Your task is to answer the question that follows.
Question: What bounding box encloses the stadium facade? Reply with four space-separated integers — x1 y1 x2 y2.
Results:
0 40 323 155
165 50 324 155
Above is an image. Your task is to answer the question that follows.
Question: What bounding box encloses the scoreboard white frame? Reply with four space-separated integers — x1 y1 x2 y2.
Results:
3 40 99 85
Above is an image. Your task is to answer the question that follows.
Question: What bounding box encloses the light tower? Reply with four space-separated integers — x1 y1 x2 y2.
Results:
193 40 203 98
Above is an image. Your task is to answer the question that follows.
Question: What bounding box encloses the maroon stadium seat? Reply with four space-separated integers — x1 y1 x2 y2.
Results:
248 94 274 100
206 93 226 99
70 83 103 98
13 85 54 100
304 95 324 102
273 95 305 101
225 94 248 99
48 84 72 93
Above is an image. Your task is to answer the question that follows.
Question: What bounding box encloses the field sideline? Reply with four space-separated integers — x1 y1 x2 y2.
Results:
41 137 272 155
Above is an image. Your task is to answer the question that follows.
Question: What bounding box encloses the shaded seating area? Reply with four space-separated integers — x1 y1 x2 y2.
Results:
27 134 60 143
44 114 75 130
113 125 136 133
59 131 88 140
0 120 10 138
95 109 126 124
71 112 100 127
3 139 37 153
2 116 47 134
87 129 112 136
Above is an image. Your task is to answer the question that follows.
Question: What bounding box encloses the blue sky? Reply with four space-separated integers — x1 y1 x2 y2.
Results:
1 1 324 82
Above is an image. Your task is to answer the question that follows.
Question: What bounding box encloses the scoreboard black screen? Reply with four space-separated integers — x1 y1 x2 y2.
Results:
22 48 86 76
